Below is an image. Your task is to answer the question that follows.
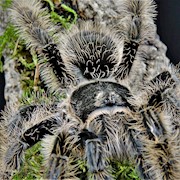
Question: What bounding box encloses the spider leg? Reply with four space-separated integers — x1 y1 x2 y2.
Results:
42 122 80 180
42 121 108 180
1 113 62 178
4 105 38 136
133 71 180 179
115 0 157 80
11 0 73 92
78 129 110 179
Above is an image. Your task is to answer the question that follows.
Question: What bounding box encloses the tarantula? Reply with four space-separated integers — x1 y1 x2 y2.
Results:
0 0 180 179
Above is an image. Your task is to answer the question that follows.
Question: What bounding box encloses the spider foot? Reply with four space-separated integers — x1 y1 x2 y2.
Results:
79 129 111 179
0 140 28 179
86 139 112 179
47 154 76 180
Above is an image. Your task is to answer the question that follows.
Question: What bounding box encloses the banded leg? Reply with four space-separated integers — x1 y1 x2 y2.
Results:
1 116 62 178
79 129 110 179
0 93 60 177
115 0 157 80
100 71 180 179
11 0 73 93
4 105 38 136
42 122 79 179
134 71 180 179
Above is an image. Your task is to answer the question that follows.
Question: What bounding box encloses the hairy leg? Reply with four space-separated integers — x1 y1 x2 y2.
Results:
0 110 63 178
115 0 157 80
78 128 110 179
42 121 79 180
11 0 73 93
133 71 180 179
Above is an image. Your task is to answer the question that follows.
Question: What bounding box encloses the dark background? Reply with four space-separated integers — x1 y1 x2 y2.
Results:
0 57 5 113
155 0 180 64
0 0 179 112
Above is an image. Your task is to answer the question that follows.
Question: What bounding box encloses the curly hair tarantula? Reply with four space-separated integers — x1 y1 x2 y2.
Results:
0 0 180 179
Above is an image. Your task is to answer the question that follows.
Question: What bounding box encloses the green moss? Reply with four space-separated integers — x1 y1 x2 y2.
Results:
0 23 18 72
44 0 77 29
0 0 12 10
111 160 140 180
12 143 44 180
